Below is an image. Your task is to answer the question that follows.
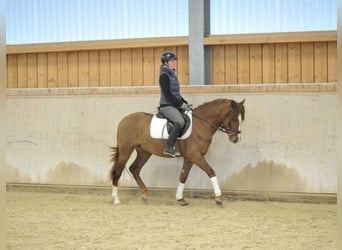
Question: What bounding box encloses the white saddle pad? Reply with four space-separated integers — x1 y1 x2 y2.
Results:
150 110 192 139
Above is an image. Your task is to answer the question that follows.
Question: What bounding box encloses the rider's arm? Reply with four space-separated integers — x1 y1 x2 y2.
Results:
159 74 183 106
181 96 188 104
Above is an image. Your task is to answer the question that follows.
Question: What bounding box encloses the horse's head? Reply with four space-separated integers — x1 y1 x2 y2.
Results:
221 99 245 143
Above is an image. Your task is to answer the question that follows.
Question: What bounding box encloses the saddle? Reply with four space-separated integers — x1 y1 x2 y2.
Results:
150 110 192 139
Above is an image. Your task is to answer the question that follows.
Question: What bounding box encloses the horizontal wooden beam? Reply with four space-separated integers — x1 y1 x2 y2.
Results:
6 183 337 203
204 31 337 45
6 36 189 54
6 83 336 97
6 31 337 54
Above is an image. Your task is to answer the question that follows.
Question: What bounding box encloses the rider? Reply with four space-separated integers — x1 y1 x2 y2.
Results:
158 51 191 157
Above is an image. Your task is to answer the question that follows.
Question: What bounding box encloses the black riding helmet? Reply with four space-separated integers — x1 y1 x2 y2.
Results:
161 51 177 64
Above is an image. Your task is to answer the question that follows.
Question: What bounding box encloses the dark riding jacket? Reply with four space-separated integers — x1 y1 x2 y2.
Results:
159 65 187 107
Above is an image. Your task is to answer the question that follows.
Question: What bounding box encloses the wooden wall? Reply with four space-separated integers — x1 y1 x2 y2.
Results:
210 42 337 84
6 37 189 88
6 31 337 88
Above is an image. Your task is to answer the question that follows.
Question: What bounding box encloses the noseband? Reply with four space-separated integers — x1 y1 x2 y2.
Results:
192 109 241 135
219 110 241 135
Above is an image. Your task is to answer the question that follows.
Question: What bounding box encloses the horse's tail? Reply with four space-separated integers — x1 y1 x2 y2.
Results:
109 146 119 184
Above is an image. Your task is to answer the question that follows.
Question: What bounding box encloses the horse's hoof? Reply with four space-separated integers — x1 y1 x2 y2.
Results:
141 193 148 203
113 200 121 205
177 198 189 206
140 190 149 203
214 196 223 206
141 196 148 203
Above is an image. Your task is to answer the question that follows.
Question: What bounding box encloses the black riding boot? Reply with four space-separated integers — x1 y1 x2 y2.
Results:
163 123 182 157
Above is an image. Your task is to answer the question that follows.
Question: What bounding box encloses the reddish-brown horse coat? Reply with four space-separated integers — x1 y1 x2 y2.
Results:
110 98 245 205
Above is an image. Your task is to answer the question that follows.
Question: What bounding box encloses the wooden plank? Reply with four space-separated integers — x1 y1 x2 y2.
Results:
17 54 28 88
89 50 99 87
99 50 110 87
6 183 337 204
262 44 275 83
314 42 328 83
7 36 189 54
132 48 143 86
301 42 314 83
275 43 288 83
154 47 165 86
27 54 38 88
110 49 121 86
211 45 225 84
57 52 68 87
121 49 132 86
225 45 238 84
7 84 336 97
67 51 78 87
288 43 301 83
176 46 189 85
37 53 48 88
7 54 18 88
249 44 262 84
164 46 177 53
327 41 337 82
142 48 155 86
78 51 89 87
7 32 336 55
47 52 58 88
203 31 336 45
237 44 250 84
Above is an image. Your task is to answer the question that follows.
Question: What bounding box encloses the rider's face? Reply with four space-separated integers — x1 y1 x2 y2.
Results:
167 60 177 70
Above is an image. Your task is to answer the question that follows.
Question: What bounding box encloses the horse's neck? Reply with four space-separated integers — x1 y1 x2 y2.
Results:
195 102 228 126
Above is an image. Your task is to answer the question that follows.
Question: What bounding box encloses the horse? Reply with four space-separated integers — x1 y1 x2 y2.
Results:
110 98 245 206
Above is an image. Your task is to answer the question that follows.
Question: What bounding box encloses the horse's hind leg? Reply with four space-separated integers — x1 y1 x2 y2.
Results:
129 149 152 202
110 146 134 204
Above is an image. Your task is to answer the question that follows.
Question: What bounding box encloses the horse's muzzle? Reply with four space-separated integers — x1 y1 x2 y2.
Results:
229 134 241 143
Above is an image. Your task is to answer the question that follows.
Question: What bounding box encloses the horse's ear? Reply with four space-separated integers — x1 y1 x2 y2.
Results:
239 99 245 121
231 100 238 109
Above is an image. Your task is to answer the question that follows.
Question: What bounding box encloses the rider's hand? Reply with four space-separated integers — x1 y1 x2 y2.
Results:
181 103 192 111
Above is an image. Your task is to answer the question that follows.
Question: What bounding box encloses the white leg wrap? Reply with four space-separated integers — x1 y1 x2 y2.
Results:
175 182 185 200
210 176 222 197
112 186 121 204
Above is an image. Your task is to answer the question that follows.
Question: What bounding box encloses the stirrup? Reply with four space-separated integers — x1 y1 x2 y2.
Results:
163 146 180 157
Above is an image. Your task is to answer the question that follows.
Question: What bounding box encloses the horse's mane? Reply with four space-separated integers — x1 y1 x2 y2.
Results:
194 98 245 121
193 98 230 111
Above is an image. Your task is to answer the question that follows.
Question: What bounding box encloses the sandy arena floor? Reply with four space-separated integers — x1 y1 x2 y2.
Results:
6 186 337 250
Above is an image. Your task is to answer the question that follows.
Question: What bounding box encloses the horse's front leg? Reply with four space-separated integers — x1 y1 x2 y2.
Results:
210 176 223 206
192 154 223 206
176 159 193 206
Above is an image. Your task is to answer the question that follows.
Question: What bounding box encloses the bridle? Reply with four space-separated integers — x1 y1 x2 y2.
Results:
192 109 241 135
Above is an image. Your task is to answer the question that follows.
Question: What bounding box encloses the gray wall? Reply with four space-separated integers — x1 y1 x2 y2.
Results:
6 86 337 193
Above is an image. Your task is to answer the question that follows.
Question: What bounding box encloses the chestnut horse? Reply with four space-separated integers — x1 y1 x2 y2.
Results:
110 98 245 206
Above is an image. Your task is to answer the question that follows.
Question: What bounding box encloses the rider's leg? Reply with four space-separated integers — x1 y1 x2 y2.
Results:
159 106 185 157
164 122 182 156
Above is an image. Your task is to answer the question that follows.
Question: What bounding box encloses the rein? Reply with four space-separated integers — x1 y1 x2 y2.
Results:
192 112 241 135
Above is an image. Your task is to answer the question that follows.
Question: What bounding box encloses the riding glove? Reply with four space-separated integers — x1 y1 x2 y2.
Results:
181 103 192 111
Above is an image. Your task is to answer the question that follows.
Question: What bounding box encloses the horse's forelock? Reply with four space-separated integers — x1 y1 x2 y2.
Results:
230 100 245 121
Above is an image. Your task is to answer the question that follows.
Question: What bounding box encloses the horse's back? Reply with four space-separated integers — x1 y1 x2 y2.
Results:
117 112 152 134
119 112 152 123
